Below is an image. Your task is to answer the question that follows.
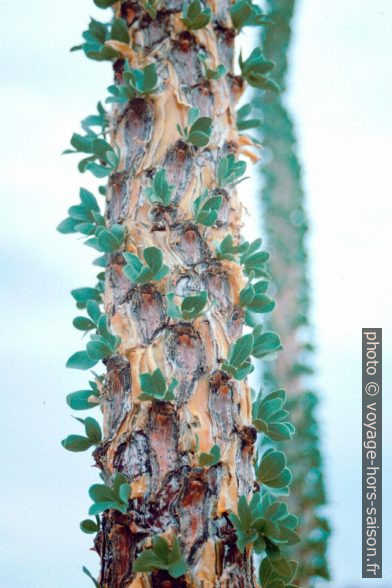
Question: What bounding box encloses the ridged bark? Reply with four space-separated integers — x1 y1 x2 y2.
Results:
94 2 258 586
255 1 330 584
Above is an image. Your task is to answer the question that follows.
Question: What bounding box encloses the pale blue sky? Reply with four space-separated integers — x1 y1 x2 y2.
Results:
0 1 391 586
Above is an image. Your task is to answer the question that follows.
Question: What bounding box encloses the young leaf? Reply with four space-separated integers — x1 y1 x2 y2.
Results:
145 168 174 206
198 444 220 467
80 517 100 534
66 351 98 370
134 536 188 578
139 369 178 402
217 154 247 186
222 333 254 380
239 48 279 91
82 566 100 588
182 0 211 30
123 247 169 284
231 0 271 30
88 473 130 515
252 389 295 441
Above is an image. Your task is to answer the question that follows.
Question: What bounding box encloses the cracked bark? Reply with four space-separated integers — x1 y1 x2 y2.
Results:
93 2 258 586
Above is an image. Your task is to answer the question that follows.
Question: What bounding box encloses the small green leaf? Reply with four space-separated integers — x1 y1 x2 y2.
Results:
84 417 102 443
198 444 220 467
66 389 100 410
66 351 98 370
80 518 100 534
182 0 211 30
62 435 94 452
111 18 130 44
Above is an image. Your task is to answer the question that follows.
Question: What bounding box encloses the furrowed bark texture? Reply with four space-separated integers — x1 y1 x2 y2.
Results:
255 1 330 584
94 3 258 586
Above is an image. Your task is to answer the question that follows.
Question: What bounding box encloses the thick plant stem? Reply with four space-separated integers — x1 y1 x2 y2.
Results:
255 0 330 585
94 3 258 586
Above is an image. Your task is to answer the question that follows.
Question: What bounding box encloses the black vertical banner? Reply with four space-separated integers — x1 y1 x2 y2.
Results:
362 328 382 578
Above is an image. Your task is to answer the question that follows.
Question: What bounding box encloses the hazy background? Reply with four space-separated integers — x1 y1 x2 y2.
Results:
0 0 391 586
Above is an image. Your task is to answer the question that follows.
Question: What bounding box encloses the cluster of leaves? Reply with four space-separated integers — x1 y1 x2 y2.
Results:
255 449 292 495
181 0 211 30
239 277 275 326
198 444 220 467
239 48 279 92
145 168 174 207
194 189 222 227
107 61 158 103
139 369 178 402
67 378 101 411
231 0 271 30
215 236 269 280
167 290 208 321
217 154 247 187
65 133 120 177
198 51 227 81
240 238 270 278
67 314 120 370
236 102 261 133
230 492 300 578
252 389 295 442
123 247 169 284
57 188 104 236
58 187 124 257
134 536 187 578
222 327 281 380
62 416 102 452
177 107 212 148
71 17 129 61
88 473 131 515
259 556 298 588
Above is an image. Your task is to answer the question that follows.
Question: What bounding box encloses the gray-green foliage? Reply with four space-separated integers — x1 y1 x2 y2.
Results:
107 62 158 103
231 0 271 30
145 168 174 206
133 536 188 578
255 449 292 494
62 416 102 452
66 378 101 411
83 566 100 588
259 556 298 588
252 389 295 441
167 291 208 320
177 107 212 148
181 0 211 30
198 51 227 80
139 369 178 402
198 444 220 467
66 314 120 370
217 154 247 187
71 17 129 61
194 190 222 226
88 473 131 515
222 333 254 380
239 48 279 91
57 188 104 236
236 103 261 132
222 327 281 380
122 247 169 284
230 493 300 575
80 516 100 534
